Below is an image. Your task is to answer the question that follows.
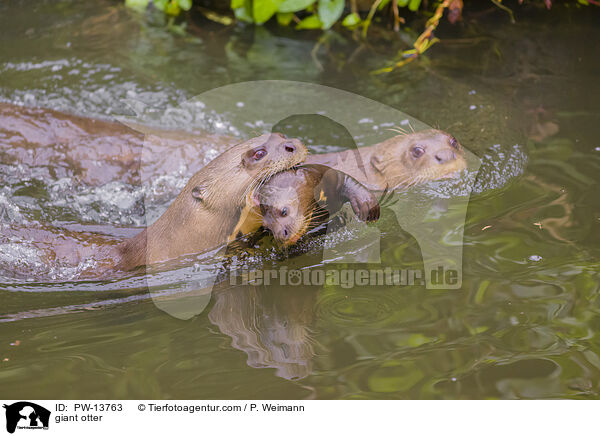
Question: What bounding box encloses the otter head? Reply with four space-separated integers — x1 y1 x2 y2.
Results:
370 129 467 189
253 171 315 247
239 133 307 183
186 132 307 209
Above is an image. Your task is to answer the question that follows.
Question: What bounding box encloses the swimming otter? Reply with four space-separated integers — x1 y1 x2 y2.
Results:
305 129 467 191
253 164 380 246
0 102 237 185
114 133 307 270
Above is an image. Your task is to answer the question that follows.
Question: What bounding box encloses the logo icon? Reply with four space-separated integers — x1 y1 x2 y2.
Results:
3 402 50 434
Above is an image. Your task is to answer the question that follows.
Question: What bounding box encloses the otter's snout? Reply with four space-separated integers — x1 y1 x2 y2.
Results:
275 227 291 243
273 224 301 246
435 149 456 164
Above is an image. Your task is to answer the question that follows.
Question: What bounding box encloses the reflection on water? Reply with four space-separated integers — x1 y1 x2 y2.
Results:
209 281 318 381
0 0 599 399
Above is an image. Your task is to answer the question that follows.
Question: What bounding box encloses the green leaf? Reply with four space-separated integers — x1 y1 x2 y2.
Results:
178 0 192 10
152 0 168 11
125 0 150 10
231 0 245 8
253 0 284 24
397 0 409 6
165 0 181 15
278 0 316 13
341 12 360 27
296 14 322 29
318 0 344 29
378 0 391 10
408 0 421 12
276 12 294 25
234 2 254 22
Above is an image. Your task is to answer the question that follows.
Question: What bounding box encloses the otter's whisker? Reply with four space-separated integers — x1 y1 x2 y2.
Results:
387 126 408 136
244 167 277 203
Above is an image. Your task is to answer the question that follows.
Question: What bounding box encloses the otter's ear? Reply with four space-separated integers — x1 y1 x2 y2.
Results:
191 186 205 202
370 154 385 173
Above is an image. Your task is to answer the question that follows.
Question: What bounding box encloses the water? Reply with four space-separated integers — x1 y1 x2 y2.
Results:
0 0 599 399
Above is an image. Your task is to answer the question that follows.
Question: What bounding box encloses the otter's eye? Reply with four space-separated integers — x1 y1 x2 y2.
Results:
252 149 267 161
449 137 459 149
191 186 205 202
280 207 288 217
411 146 425 158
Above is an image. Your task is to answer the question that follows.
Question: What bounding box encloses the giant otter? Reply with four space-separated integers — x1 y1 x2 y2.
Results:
305 129 467 191
113 133 307 270
0 104 468 273
253 164 381 246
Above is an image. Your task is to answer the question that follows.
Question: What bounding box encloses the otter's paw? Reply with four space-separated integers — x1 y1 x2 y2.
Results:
350 195 380 222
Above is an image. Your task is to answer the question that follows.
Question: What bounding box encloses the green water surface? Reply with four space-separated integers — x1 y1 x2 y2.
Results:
0 0 599 399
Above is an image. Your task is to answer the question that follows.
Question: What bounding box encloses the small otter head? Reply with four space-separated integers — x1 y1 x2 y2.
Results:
253 171 315 247
371 129 467 188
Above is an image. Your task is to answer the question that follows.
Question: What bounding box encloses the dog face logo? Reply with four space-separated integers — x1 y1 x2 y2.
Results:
3 402 50 434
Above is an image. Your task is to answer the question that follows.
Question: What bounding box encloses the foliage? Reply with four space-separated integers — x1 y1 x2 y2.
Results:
124 0 597 71
125 0 192 16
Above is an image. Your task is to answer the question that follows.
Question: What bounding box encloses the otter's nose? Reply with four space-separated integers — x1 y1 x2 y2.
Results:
284 142 296 153
435 149 456 164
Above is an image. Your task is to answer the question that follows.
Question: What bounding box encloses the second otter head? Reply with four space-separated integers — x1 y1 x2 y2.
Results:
252 164 382 248
254 172 314 246
371 129 467 188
